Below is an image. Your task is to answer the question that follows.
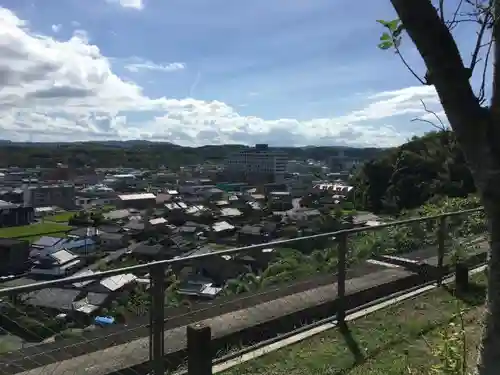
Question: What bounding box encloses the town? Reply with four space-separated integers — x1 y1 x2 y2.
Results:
0 144 381 346
0 0 496 373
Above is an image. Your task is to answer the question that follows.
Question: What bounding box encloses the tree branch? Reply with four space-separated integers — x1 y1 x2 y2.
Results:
491 0 500 112
478 36 493 104
447 0 465 30
470 12 491 71
393 44 427 85
439 0 445 21
411 99 448 131
390 0 484 145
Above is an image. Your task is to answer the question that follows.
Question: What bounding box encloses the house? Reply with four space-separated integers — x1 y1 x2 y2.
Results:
268 191 293 211
0 238 30 275
238 225 267 245
104 209 133 221
237 247 276 271
177 277 223 299
62 238 97 256
124 220 145 233
186 246 247 285
211 221 235 237
75 272 137 294
30 249 82 277
132 243 166 260
149 217 168 230
352 212 384 227
202 188 225 200
118 193 156 210
162 234 193 254
67 227 100 240
30 236 68 257
99 232 129 250
21 288 108 316
98 224 125 234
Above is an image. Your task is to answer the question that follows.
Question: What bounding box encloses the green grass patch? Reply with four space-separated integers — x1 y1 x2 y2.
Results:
223 274 486 375
44 211 76 223
0 223 73 240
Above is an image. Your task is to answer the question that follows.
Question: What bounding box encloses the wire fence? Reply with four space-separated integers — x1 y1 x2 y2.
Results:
0 207 488 375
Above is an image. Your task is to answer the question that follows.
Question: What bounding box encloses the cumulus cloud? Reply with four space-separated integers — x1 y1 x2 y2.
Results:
105 0 144 10
124 58 186 73
0 7 443 147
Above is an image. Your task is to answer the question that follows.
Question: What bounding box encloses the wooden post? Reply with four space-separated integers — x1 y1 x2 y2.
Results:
187 324 212 375
437 215 446 285
149 264 165 375
455 262 469 292
337 232 347 323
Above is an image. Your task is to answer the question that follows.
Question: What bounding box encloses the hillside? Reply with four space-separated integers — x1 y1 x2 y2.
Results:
0 141 381 169
350 131 476 213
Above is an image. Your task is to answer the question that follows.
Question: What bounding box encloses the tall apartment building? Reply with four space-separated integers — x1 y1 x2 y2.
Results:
23 184 76 209
224 144 288 183
328 150 362 173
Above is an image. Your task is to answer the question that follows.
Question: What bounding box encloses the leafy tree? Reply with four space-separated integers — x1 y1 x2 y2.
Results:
351 131 475 213
379 1 498 372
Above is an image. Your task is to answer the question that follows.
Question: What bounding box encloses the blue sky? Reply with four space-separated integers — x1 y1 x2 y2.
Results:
0 0 486 146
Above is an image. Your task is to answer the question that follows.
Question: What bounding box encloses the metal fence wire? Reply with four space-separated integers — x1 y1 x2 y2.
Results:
0 207 487 375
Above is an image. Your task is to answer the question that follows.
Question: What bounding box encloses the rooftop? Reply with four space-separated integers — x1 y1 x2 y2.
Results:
118 193 156 201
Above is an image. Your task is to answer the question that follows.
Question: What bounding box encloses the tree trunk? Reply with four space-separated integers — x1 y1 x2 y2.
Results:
475 196 500 375
386 1 500 371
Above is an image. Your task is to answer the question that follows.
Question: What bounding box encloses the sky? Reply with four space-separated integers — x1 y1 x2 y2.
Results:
0 0 486 147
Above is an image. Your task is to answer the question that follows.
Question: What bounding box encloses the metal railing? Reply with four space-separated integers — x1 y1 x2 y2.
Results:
0 207 487 375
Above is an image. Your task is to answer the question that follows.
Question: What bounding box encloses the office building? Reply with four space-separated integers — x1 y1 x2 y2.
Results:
224 144 288 183
23 184 76 209
328 150 362 173
0 200 34 227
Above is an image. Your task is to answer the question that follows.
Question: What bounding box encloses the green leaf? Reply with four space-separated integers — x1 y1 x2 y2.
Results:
380 32 391 41
378 41 393 50
387 19 400 32
376 19 389 27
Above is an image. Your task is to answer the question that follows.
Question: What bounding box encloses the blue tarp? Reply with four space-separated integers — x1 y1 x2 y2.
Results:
94 316 115 326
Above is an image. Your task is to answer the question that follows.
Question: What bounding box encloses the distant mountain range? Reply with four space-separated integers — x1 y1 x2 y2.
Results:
0 140 383 169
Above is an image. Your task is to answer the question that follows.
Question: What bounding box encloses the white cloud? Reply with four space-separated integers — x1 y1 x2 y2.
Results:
0 7 443 147
51 24 62 33
124 59 186 73
105 0 144 10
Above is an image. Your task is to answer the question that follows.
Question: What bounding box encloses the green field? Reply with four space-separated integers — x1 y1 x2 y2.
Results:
0 223 73 241
223 274 486 375
44 211 76 223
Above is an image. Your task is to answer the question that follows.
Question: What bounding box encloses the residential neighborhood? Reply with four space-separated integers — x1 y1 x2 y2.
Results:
0 144 378 349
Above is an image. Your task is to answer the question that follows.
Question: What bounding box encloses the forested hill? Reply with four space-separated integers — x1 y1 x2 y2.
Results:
0 141 381 169
350 131 476 214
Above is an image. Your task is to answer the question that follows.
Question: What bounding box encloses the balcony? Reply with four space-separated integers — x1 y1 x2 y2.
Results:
0 207 488 375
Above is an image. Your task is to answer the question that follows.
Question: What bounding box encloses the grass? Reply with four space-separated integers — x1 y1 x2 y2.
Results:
223 274 487 375
0 222 72 240
43 211 76 223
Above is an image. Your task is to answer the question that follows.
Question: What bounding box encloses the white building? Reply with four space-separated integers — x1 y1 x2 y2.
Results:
23 184 76 209
225 144 288 183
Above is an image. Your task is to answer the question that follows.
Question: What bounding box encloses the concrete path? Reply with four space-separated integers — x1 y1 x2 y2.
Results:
6 266 412 375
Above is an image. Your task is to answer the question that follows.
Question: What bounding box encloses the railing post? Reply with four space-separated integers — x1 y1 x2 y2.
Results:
187 323 212 375
437 215 447 285
337 232 347 323
149 264 165 375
